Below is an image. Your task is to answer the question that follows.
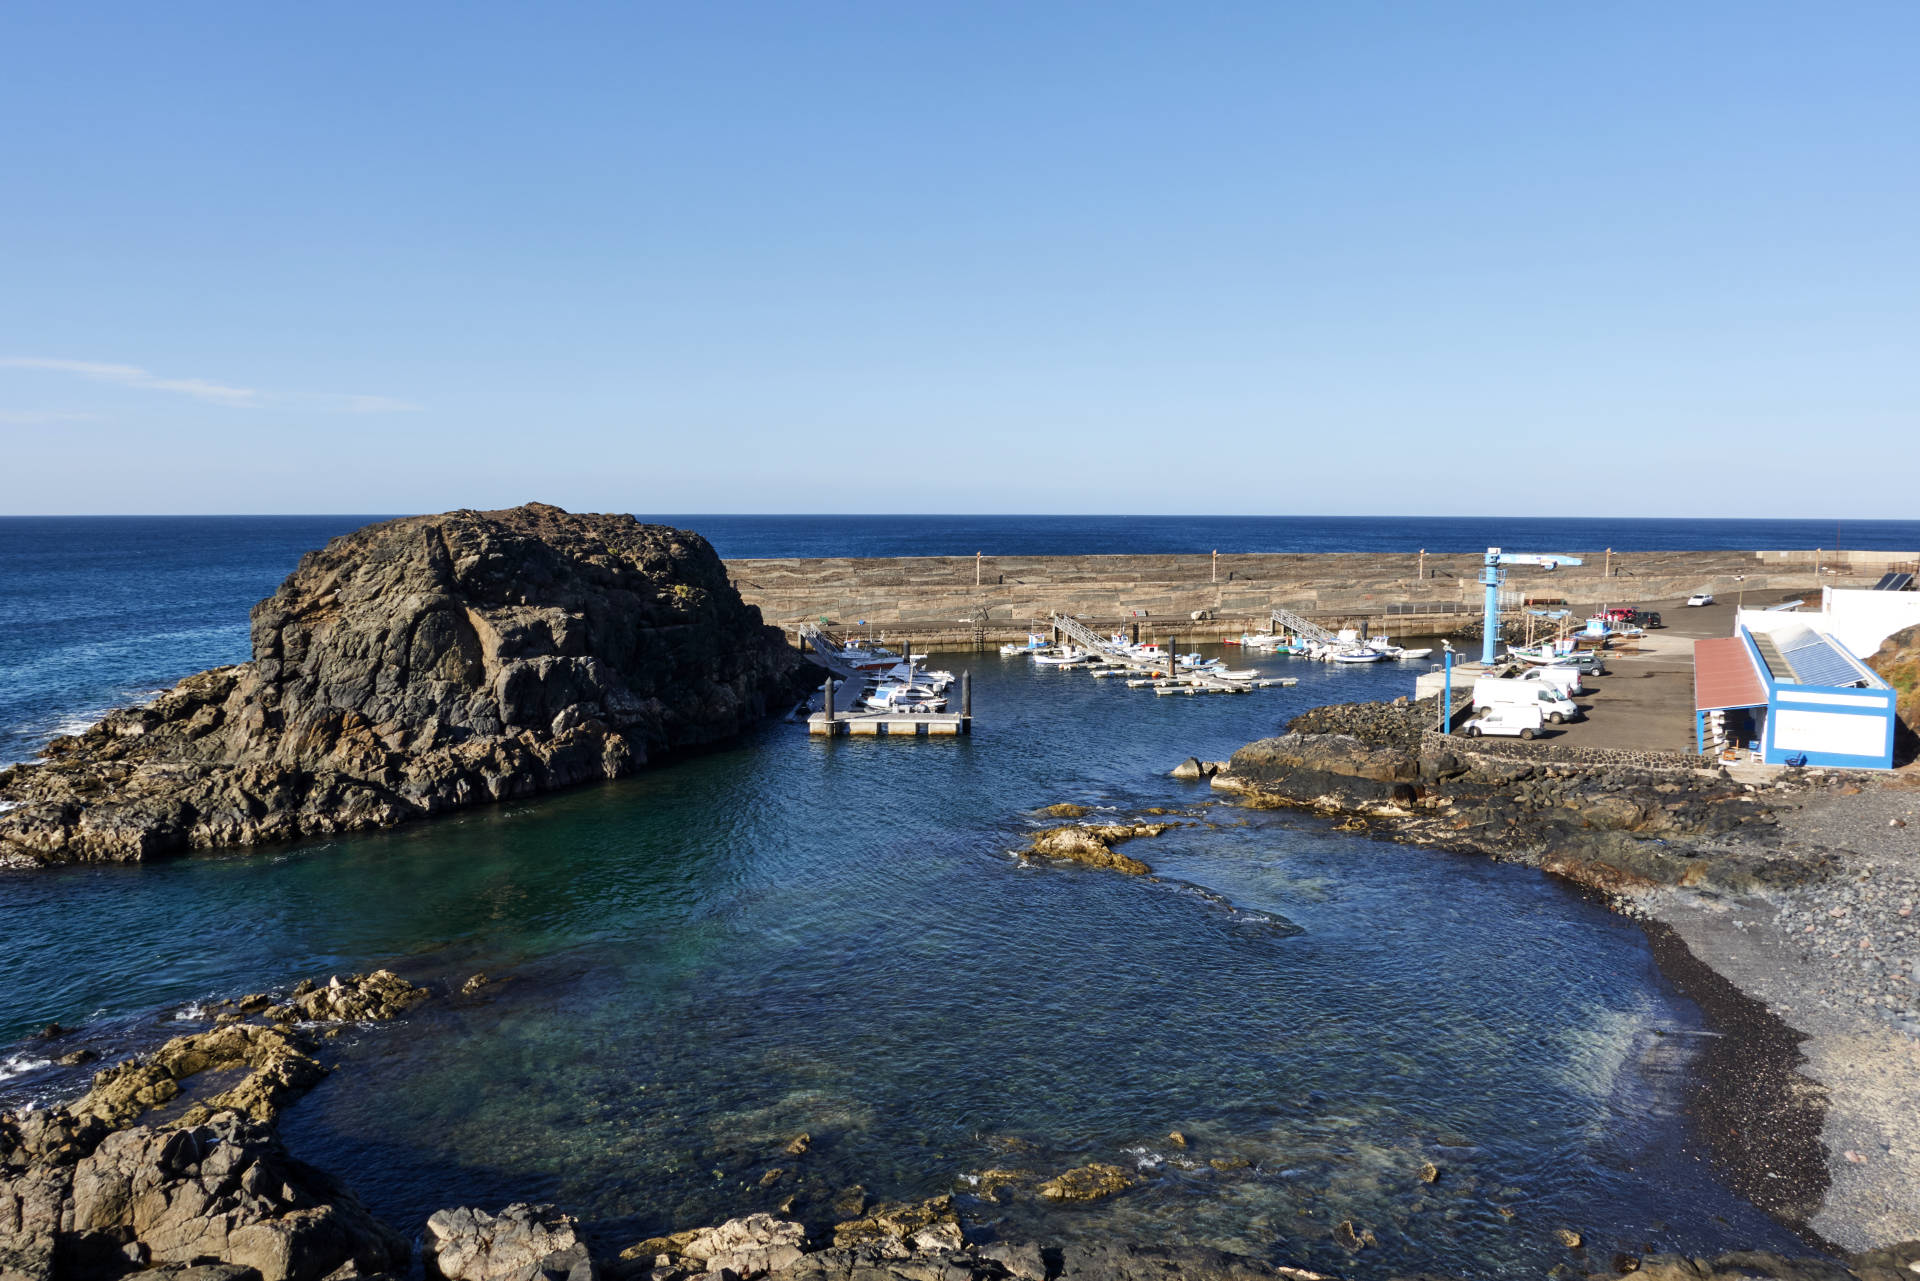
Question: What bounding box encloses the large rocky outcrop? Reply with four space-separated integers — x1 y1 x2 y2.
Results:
0 505 808 865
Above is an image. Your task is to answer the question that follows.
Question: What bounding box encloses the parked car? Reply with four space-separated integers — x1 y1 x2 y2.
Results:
1686 593 1714 606
1600 608 1637 623
1562 651 1608 676
1640 610 1664 629
1462 704 1545 739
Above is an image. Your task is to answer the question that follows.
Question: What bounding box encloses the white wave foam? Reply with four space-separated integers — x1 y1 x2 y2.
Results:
0 801 18 814
0 1053 53 1083
173 1003 210 1022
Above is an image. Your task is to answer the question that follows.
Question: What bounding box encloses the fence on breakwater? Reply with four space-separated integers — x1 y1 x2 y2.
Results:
728 549 1898 650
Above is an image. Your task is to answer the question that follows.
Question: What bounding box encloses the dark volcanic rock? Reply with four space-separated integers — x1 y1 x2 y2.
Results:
1217 702 1797 894
0 504 808 865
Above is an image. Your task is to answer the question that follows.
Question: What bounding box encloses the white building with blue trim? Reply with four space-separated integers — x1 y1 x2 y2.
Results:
1694 615 1898 769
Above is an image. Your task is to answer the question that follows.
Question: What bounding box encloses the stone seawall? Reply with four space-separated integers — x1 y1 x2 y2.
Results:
1419 730 1711 773
727 548 1887 648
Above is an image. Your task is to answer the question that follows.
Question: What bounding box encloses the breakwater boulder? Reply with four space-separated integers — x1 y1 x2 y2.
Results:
0 504 808 865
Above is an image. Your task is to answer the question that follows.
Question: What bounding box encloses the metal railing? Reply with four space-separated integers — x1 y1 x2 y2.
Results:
1269 606 1335 645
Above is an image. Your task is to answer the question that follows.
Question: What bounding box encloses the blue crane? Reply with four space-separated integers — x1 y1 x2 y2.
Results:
1479 547 1584 664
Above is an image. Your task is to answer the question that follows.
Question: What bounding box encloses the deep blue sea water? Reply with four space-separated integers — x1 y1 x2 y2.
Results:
0 514 1855 1274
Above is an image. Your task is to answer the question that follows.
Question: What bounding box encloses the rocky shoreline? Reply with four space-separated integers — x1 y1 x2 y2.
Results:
8 968 1919 1281
0 506 811 867
1191 695 1920 1255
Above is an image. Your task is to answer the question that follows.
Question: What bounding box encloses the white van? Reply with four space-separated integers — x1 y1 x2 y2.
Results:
1462 703 1545 739
1520 666 1585 697
1473 676 1582 724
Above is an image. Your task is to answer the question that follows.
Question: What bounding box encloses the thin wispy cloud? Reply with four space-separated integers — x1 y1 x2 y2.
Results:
1 356 260 407
0 356 422 414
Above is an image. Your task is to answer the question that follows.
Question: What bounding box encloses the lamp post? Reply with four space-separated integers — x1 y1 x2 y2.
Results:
1736 575 1746 612
1439 640 1455 734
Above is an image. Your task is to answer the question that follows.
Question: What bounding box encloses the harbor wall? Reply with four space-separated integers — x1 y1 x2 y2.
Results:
728 549 1908 650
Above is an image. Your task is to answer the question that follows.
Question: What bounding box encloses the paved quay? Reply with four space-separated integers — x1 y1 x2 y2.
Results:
726 549 1895 648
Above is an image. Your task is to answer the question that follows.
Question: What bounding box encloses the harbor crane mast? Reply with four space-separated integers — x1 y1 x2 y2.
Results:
1479 547 1583 664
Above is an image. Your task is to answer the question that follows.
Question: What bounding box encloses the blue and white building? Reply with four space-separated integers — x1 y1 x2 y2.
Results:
1693 619 1898 769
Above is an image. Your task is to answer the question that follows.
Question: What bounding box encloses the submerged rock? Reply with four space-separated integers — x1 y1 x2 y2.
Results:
66 971 429 1130
0 504 809 866
71 1024 324 1128
1037 1162 1143 1202
1026 823 1174 876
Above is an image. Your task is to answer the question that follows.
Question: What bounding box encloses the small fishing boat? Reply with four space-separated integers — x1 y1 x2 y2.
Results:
1330 648 1387 663
1000 633 1048 657
1032 646 1088 666
880 661 953 690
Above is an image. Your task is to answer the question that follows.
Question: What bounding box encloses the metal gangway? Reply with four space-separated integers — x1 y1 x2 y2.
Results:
1269 606 1335 645
796 623 869 682
1048 612 1135 662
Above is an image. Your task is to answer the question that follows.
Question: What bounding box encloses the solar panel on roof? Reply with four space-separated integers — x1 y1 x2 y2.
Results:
1877 572 1915 591
1779 634 1867 687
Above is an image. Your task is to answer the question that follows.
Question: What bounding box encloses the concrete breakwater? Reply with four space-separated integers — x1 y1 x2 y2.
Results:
727 548 1914 648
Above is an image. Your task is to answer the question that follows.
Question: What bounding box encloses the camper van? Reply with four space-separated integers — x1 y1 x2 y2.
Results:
1472 676 1583 724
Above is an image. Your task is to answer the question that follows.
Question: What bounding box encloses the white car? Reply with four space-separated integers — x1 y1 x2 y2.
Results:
1685 593 1714 606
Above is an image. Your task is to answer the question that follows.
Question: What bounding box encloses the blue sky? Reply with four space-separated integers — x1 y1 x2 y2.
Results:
2 3 1915 516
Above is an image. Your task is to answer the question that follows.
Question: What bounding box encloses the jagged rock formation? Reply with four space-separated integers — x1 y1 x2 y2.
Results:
0 1109 408 1281
0 505 808 866
426 1203 593 1281
1 972 427 1281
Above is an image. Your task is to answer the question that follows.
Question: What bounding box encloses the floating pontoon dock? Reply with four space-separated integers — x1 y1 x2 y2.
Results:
807 674 972 737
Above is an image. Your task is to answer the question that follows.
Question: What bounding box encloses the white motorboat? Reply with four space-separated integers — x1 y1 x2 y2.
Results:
1000 633 1048 657
837 642 910 672
1360 635 1433 661
1330 648 1387 663
881 661 953 691
1032 646 1088 666
863 682 948 712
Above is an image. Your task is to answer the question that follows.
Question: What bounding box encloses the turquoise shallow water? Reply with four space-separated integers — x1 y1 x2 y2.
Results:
0 649 1805 1278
